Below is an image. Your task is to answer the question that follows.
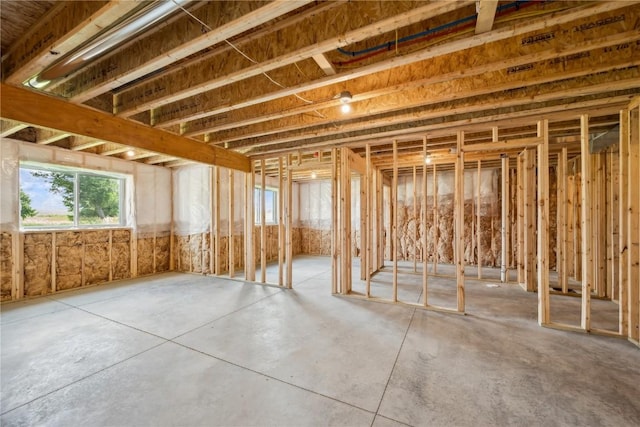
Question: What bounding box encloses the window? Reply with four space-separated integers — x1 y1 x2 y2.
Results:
20 163 126 229
254 187 278 224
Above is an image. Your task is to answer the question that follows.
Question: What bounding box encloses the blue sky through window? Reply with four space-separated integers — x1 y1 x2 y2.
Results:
20 169 68 215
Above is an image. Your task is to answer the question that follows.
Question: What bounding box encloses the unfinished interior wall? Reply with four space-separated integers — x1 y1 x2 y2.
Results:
393 168 501 266
296 178 360 257
0 140 170 301
0 140 18 300
0 231 12 301
135 164 172 276
296 180 332 255
173 164 211 274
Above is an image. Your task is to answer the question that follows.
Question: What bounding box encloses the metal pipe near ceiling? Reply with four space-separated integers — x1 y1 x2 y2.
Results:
28 0 191 89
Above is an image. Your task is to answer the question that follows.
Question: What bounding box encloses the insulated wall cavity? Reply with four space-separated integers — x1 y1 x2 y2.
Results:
0 140 182 300
393 168 501 265
173 165 211 273
297 180 332 255
0 140 18 300
135 163 172 275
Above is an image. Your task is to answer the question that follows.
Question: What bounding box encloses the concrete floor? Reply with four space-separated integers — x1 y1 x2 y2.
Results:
1 256 638 426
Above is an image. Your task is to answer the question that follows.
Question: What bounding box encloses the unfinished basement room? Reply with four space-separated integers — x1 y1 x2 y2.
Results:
1 1 639 426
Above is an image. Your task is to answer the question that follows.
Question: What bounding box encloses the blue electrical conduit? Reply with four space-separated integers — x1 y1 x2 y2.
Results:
336 0 537 58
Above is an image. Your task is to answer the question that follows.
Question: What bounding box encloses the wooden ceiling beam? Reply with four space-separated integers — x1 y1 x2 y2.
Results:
0 119 28 137
2 1 141 86
69 136 105 151
114 0 473 116
146 155 177 165
35 128 71 145
183 30 640 137
244 95 631 157
214 58 640 145
228 74 639 152
475 0 499 34
0 83 251 172
153 1 629 128
50 0 313 103
98 144 130 156
184 8 639 137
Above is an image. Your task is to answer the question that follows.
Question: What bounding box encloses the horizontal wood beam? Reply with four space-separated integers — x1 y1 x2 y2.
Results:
190 26 638 138
69 136 105 151
464 137 543 152
2 1 141 85
0 83 250 172
245 95 631 157
0 119 28 137
215 49 640 145
233 74 639 153
54 0 312 103
36 128 71 145
114 0 472 116
155 1 630 129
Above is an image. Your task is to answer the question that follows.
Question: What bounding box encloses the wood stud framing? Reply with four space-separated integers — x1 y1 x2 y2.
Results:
628 105 640 344
581 115 593 331
537 120 550 326
455 131 465 313
5 111 639 345
2 0 639 345
392 140 398 303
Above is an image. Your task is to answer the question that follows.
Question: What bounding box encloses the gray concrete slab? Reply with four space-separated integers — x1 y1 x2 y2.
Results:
1 306 163 413
378 309 640 426
0 297 71 325
48 272 190 307
1 257 637 427
372 415 412 427
176 284 414 412
1 342 374 426
78 275 282 338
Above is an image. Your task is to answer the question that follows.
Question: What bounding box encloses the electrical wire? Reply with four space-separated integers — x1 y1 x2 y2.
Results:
333 0 545 67
174 0 314 105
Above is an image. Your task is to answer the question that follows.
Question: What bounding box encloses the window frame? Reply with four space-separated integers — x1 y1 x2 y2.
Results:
254 186 278 225
19 162 128 230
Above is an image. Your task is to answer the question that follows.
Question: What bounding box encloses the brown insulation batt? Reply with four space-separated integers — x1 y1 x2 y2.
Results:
1 232 13 301
155 234 171 272
83 230 110 286
23 233 52 296
56 231 83 290
111 229 131 280
137 234 155 276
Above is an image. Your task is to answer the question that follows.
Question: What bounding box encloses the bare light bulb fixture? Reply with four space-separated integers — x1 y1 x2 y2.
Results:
425 153 432 164
338 90 352 114
126 150 135 157
311 171 318 179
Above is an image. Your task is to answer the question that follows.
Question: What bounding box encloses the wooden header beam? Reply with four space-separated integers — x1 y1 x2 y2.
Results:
0 83 251 172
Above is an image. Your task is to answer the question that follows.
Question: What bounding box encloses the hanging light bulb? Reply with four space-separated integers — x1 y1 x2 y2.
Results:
425 153 432 164
311 171 317 179
338 90 352 114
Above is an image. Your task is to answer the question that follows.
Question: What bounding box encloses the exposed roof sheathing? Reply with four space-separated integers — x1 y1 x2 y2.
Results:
1 0 639 173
